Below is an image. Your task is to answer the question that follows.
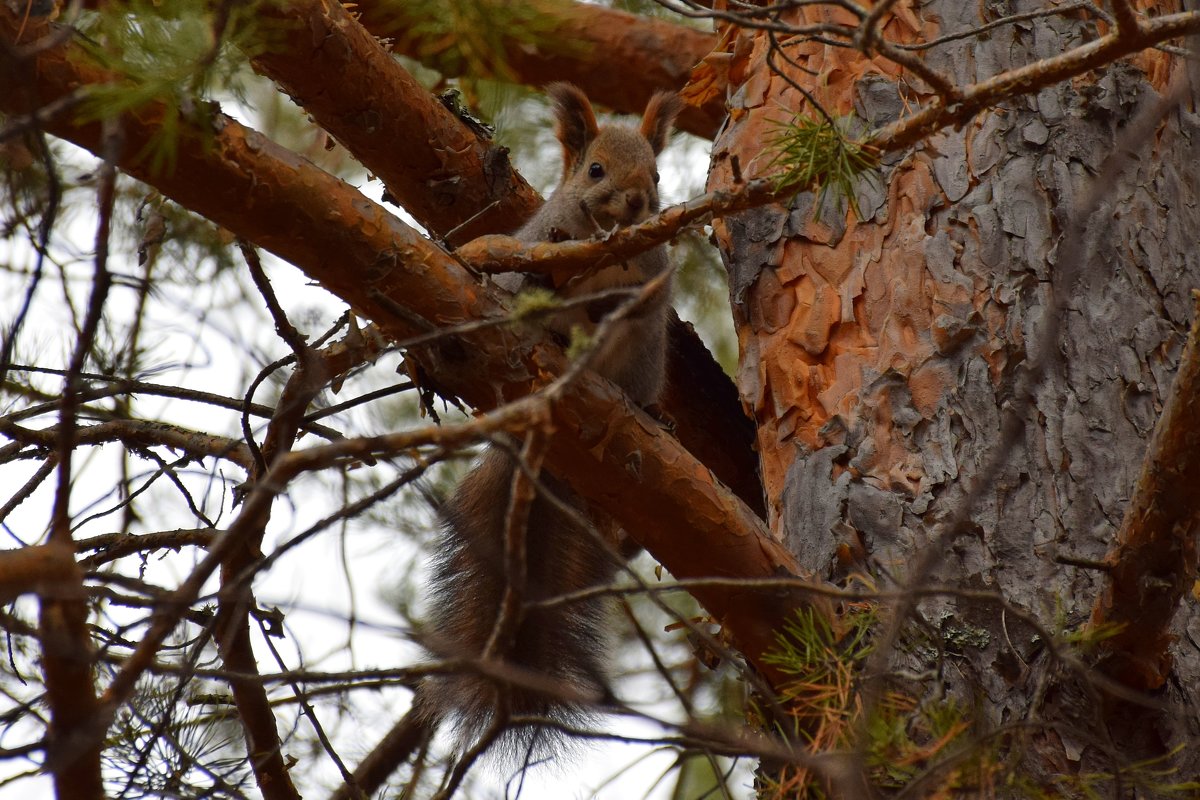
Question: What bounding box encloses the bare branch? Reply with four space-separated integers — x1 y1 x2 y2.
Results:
870 10 1200 152
0 365 344 441
328 710 430 800
0 417 255 472
455 179 780 277
35 103 118 800
76 528 218 568
213 281 333 800
0 457 56 528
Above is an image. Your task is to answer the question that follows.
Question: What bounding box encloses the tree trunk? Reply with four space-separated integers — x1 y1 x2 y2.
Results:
710 0 1200 786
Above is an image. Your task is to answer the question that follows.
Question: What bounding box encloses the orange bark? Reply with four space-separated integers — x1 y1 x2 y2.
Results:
709 4 953 526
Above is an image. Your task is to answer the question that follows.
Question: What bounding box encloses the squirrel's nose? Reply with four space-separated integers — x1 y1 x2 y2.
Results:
625 192 644 212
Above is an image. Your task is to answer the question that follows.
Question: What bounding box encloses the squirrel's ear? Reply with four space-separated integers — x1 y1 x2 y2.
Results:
640 92 683 155
546 83 599 177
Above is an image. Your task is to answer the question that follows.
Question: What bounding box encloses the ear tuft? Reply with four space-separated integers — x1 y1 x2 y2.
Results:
545 82 599 179
640 92 684 154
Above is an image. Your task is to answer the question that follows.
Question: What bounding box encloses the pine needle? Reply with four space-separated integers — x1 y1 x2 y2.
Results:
764 114 879 220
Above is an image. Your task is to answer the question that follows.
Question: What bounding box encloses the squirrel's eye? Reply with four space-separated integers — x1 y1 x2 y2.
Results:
588 162 604 179
653 170 661 184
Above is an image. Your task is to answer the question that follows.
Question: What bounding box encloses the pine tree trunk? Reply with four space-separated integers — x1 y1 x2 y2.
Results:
709 1 1200 786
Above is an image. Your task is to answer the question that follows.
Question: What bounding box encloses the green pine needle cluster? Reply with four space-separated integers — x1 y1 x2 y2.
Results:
75 0 267 173
759 606 1199 798
1048 745 1200 798
372 0 575 82
764 605 874 691
106 672 250 798
764 113 879 220
758 607 999 797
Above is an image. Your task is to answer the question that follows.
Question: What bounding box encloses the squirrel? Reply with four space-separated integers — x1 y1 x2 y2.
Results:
420 83 683 761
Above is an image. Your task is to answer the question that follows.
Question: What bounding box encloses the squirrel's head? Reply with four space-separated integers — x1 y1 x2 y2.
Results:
546 83 683 231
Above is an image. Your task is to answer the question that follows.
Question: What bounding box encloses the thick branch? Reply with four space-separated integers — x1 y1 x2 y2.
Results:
1109 0 1141 36
328 710 429 800
1091 291 1200 690
212 350 326 800
251 0 540 246
355 0 724 139
209 258 391 800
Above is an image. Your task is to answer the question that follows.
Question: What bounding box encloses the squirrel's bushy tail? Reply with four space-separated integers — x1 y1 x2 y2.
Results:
420 448 619 761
